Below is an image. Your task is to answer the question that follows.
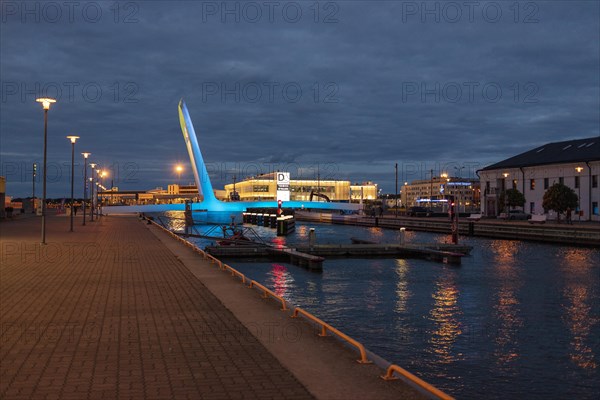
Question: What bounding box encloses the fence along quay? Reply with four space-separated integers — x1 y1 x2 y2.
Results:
145 215 455 400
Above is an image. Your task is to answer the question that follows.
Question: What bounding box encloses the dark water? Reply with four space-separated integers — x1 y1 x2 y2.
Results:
176 216 599 399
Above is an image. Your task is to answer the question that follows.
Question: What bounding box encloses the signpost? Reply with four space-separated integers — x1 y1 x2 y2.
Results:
276 172 290 202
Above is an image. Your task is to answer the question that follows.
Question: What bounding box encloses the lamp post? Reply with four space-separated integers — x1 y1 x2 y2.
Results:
98 170 107 215
502 172 509 218
89 163 97 221
36 97 56 245
66 136 80 232
429 169 434 209
176 165 183 185
440 173 448 212
32 163 37 213
81 153 91 225
96 169 103 216
395 163 398 218
576 166 583 221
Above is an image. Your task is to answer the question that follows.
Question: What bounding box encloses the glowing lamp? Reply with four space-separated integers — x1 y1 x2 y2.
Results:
36 97 56 110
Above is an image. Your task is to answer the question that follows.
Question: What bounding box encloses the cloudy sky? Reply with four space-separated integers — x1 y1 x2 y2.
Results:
1 0 598 197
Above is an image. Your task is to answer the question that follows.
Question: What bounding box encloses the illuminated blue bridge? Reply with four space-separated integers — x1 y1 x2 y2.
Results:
105 100 361 222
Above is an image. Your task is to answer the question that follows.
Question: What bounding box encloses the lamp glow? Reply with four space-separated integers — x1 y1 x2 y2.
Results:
36 97 56 110
67 135 80 144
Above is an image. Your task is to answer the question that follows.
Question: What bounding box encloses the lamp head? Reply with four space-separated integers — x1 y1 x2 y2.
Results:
66 135 80 144
503 172 509 178
575 167 584 173
89 163 97 169
36 97 56 110
82 152 91 159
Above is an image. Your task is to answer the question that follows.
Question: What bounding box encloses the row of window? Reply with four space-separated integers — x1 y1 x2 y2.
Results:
529 176 598 190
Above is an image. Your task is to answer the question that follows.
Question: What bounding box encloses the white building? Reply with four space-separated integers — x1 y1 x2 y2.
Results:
478 137 600 221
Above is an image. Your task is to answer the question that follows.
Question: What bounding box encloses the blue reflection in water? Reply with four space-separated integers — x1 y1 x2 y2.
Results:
178 217 599 399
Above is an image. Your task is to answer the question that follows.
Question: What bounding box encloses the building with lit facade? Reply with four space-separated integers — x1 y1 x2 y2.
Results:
478 137 600 221
223 172 378 202
99 185 199 205
401 175 480 211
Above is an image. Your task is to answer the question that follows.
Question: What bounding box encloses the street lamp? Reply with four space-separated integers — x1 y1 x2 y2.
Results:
32 163 37 213
502 172 509 217
576 166 583 221
66 136 80 232
81 153 91 225
394 163 398 218
99 170 107 213
89 163 97 221
36 97 56 245
175 164 183 185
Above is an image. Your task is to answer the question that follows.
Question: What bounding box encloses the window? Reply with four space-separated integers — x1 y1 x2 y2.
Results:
544 178 549 189
593 202 599 216
512 179 517 190
530 202 535 214
530 179 535 190
575 176 580 189
593 175 598 188
485 181 490 193
559 177 564 185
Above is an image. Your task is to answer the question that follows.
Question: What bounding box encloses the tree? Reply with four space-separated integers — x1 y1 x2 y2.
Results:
542 183 578 222
499 188 526 212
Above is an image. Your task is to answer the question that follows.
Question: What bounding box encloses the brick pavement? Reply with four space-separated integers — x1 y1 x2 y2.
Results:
0 215 313 399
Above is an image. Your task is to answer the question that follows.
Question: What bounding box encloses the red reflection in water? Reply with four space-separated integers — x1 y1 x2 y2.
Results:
271 236 286 249
271 264 288 297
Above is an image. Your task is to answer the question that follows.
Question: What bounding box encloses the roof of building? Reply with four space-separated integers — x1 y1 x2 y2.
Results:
481 137 600 171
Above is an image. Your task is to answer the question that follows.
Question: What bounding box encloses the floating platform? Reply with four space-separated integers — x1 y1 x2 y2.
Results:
206 242 467 267
350 237 473 255
297 244 465 265
206 245 324 271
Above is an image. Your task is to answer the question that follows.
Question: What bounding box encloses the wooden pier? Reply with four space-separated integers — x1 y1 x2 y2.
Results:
297 244 465 265
206 245 325 271
206 241 468 267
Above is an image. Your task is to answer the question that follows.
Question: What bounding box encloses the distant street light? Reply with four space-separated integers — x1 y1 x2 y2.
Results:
395 163 398 218
81 153 91 225
89 163 97 221
36 97 56 245
32 163 37 213
576 166 583 221
176 164 183 185
454 166 466 212
66 136 80 232
502 172 509 217
99 170 107 213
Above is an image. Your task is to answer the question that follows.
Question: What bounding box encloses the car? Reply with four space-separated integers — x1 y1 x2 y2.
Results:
506 209 531 220
407 206 432 217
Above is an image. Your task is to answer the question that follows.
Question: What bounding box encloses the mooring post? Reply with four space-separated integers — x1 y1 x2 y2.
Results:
309 228 316 248
399 227 405 245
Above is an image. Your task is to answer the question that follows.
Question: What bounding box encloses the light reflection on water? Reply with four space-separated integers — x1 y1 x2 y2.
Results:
427 272 463 365
491 240 523 367
176 218 599 399
559 248 598 371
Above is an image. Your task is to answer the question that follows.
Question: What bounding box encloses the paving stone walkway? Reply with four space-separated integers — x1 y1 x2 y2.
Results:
1 215 313 399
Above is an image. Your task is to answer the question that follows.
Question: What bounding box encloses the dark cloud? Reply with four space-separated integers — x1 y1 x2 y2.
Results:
1 0 598 197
